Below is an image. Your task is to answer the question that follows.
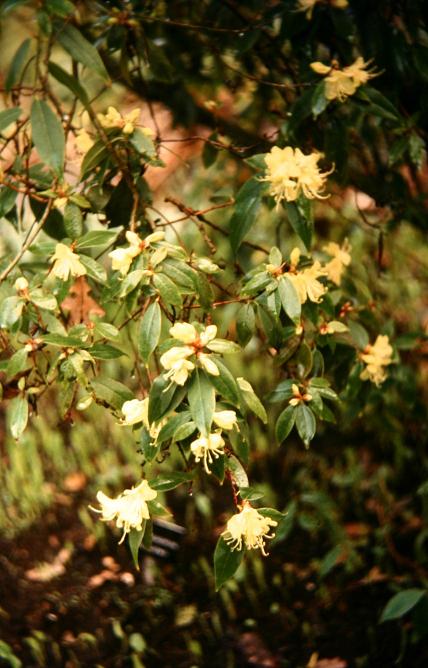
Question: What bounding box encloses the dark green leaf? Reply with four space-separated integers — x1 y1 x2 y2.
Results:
295 403 316 446
0 107 22 133
214 537 245 590
48 61 89 106
75 230 120 250
5 38 31 92
150 472 193 492
285 201 312 251
208 359 239 406
278 276 301 322
275 405 296 443
188 369 215 435
89 343 125 359
78 254 107 282
128 527 145 570
380 589 426 623
229 177 265 253
138 301 161 364
30 100 65 175
63 202 83 239
153 273 182 307
56 24 109 80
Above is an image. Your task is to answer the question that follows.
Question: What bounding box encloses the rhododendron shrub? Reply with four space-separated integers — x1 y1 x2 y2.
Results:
0 0 424 590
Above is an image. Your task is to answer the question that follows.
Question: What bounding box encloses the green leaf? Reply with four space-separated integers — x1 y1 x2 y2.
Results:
156 411 192 444
275 405 296 443
91 378 134 409
295 403 316 446
75 229 120 250
5 38 30 92
56 24 109 80
207 359 239 406
214 537 245 590
78 254 107 283
130 128 157 160
89 343 124 359
42 333 84 347
63 202 83 239
206 339 241 354
236 304 255 346
380 589 426 623
94 322 119 340
188 369 215 436
139 301 161 364
128 527 145 570
45 0 74 17
0 185 18 216
237 378 267 423
227 454 249 488
0 107 22 133
229 177 265 253
150 472 193 491
146 39 176 83
80 139 109 178
148 375 186 423
195 271 214 310
284 202 312 251
311 82 328 117
8 396 29 440
277 276 301 322
30 100 65 175
6 348 29 379
153 273 182 307
319 545 343 578
48 61 89 106
0 296 24 328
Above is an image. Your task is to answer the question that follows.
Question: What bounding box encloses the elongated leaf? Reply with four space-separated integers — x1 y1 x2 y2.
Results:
139 301 161 364
5 38 30 92
6 348 29 379
30 100 65 175
237 378 267 423
275 405 296 443
278 276 301 322
156 411 192 444
75 229 120 250
214 537 244 590
56 24 109 80
9 396 29 440
153 273 182 307
91 378 134 409
229 177 265 253
188 369 215 436
48 62 89 106
78 254 107 282
128 526 145 570
295 403 316 446
0 107 22 133
285 201 312 250
208 359 239 406
380 589 426 623
89 343 125 359
150 472 194 491
63 202 83 239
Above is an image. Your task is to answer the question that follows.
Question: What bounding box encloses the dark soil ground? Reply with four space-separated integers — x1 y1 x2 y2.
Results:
0 491 426 668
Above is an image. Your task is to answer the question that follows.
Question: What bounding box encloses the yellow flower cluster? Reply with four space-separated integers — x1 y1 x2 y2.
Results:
311 57 378 102
222 503 278 556
93 480 157 543
97 106 142 135
296 0 348 19
323 240 352 285
360 335 393 386
190 411 237 473
287 247 327 304
262 146 332 206
160 322 221 386
289 383 312 406
108 230 165 276
50 243 86 281
119 398 166 442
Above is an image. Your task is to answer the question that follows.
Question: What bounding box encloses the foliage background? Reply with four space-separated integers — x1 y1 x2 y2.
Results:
0 1 428 667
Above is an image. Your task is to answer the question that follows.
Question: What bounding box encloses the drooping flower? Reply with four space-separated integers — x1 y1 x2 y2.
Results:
286 248 328 304
323 240 352 286
311 57 378 102
360 335 393 386
221 503 278 556
190 431 225 474
97 106 142 134
120 399 147 426
160 322 221 384
74 128 94 154
51 243 87 281
261 146 332 206
289 383 312 406
14 276 29 292
213 410 237 430
108 229 165 276
93 480 157 543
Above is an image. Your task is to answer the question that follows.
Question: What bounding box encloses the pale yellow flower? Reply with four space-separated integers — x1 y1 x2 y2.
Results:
190 431 225 474
360 335 393 386
108 230 165 276
287 259 327 304
51 243 86 281
311 57 378 102
262 146 331 206
221 503 278 556
93 480 157 543
296 0 348 19
213 410 237 430
97 106 141 134
75 129 94 154
160 346 195 385
169 322 200 344
14 276 29 292
289 383 312 406
323 240 352 286
120 399 147 426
